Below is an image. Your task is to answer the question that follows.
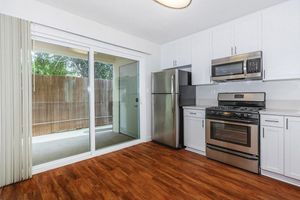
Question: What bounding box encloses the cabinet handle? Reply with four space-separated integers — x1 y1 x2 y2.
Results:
202 120 204 128
235 46 237 55
263 70 266 79
231 47 233 55
265 120 279 123
286 118 289 130
262 127 265 138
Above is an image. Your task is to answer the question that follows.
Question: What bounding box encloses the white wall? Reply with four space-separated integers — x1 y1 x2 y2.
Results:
196 80 300 110
0 0 159 54
0 0 161 140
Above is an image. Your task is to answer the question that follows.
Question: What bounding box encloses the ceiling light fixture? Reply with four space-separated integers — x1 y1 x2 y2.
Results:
154 0 192 9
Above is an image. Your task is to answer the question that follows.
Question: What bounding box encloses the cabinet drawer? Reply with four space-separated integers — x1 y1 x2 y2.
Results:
184 109 205 118
261 115 284 127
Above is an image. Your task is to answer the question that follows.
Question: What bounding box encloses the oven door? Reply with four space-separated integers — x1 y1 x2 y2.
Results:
206 119 258 155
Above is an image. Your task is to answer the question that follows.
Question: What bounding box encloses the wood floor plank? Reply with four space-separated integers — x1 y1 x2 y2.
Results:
1 142 300 200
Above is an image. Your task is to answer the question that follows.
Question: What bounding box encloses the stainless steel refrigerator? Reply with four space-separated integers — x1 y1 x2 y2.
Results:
151 69 196 148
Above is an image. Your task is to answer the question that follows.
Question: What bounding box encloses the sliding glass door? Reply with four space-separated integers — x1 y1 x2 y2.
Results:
32 40 90 166
31 40 140 166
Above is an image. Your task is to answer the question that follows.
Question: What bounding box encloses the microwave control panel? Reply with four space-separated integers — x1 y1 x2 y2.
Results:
247 58 261 73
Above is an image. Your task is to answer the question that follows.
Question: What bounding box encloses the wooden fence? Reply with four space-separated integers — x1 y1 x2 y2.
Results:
32 75 112 136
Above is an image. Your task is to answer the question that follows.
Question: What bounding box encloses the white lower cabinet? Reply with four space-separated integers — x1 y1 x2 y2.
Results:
260 126 284 174
285 117 300 180
261 114 300 185
184 109 205 154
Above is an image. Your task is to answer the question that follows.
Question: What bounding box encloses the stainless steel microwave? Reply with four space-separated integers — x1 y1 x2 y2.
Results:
211 51 263 82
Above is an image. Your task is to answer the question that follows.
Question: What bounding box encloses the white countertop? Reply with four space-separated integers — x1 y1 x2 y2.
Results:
260 109 300 117
182 105 212 110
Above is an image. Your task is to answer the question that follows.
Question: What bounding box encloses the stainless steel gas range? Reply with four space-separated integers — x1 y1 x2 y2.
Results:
205 92 266 174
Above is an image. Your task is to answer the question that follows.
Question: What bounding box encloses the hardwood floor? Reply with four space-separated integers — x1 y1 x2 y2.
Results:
1 142 300 200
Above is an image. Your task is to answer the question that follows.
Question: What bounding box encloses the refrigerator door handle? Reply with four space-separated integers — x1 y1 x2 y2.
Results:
171 93 175 113
171 74 175 94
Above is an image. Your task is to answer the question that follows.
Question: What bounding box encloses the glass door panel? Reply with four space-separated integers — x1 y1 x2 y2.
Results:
94 52 139 150
119 62 139 138
211 122 251 147
32 40 90 166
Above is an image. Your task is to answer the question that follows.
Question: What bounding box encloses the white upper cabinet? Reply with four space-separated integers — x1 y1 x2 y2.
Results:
161 41 177 70
176 36 192 67
160 36 192 69
212 12 262 59
234 13 262 55
262 0 300 81
191 30 212 85
212 23 235 59
160 0 300 81
285 117 300 180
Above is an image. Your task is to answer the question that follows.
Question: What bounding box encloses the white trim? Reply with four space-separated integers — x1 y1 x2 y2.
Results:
32 152 92 175
31 24 148 57
32 35 90 52
31 24 149 174
185 147 206 156
89 49 96 153
261 169 300 187
145 136 152 142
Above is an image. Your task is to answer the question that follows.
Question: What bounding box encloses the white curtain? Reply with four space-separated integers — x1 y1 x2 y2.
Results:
0 14 32 187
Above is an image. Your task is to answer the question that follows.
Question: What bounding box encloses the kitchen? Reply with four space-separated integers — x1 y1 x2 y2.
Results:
1 0 300 199
153 0 300 188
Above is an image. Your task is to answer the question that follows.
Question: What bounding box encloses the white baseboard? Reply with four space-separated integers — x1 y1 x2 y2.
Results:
185 147 206 156
32 139 144 175
144 136 152 142
261 169 300 187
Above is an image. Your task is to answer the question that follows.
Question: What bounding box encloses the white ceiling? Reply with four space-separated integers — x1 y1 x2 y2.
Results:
37 0 287 44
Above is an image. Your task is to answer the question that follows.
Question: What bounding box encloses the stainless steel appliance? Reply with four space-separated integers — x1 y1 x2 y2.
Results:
151 69 196 148
211 51 263 82
206 92 266 173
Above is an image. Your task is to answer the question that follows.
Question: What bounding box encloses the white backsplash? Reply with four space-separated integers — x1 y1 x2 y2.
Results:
196 80 300 110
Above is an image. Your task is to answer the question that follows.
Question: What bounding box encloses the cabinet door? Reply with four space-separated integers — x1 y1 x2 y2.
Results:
285 117 300 180
260 126 284 174
176 36 192 67
191 30 212 85
212 23 234 59
262 0 300 80
234 12 262 55
184 116 205 152
161 42 177 69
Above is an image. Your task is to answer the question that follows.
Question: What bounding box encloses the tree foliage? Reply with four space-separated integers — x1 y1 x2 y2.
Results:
32 52 113 80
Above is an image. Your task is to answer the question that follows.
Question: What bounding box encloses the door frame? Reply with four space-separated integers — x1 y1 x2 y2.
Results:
31 24 147 175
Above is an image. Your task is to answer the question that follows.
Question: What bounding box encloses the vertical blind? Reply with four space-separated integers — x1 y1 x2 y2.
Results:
0 14 32 187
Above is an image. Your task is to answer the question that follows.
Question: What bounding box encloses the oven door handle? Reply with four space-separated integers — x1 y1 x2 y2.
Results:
206 119 257 127
206 144 259 160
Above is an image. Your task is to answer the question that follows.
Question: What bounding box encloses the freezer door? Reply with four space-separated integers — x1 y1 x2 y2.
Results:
151 94 179 148
152 70 178 94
